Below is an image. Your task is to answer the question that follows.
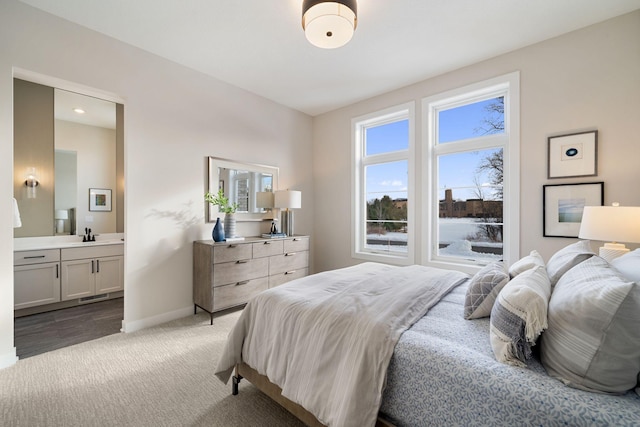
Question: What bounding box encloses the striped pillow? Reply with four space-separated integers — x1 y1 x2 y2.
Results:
545 240 594 287
541 256 640 394
490 265 551 367
508 250 545 279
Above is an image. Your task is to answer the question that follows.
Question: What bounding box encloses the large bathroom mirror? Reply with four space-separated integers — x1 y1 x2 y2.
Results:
207 157 278 222
13 78 124 238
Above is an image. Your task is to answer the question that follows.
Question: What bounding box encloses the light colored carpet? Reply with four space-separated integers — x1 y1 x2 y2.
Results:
0 309 305 427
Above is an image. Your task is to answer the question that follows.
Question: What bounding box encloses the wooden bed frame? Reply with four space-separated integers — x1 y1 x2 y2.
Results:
232 362 396 427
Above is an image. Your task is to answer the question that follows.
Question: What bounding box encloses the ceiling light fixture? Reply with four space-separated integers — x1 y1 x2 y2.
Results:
302 0 357 49
73 108 85 114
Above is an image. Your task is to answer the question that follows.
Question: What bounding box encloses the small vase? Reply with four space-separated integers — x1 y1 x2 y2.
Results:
224 213 236 238
212 217 225 242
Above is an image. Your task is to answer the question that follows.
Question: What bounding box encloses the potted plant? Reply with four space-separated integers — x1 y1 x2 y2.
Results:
205 189 238 239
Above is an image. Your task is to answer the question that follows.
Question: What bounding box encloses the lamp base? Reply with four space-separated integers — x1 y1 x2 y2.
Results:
281 209 295 237
599 243 629 262
56 219 64 234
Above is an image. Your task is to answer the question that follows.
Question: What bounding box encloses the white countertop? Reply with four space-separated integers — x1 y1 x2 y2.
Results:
14 233 125 251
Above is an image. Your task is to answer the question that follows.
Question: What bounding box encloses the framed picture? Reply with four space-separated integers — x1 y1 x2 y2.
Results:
543 182 603 238
89 188 112 212
548 130 597 179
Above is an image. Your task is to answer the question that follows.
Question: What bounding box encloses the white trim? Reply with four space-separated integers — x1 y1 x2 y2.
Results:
120 305 193 333
422 72 520 272
352 102 415 265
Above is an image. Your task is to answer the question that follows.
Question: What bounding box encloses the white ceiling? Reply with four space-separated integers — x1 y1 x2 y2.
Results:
55 89 116 129
20 0 640 116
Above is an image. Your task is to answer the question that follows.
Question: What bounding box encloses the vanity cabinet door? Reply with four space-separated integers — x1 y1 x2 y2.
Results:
61 259 94 300
14 263 61 309
95 256 124 294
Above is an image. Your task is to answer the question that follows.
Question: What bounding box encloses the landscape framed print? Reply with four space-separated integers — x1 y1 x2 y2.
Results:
543 182 603 238
548 130 597 179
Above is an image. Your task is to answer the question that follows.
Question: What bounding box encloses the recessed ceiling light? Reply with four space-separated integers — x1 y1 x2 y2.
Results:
73 108 85 114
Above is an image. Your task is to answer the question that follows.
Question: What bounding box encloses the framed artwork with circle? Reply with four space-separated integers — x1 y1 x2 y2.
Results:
547 130 597 179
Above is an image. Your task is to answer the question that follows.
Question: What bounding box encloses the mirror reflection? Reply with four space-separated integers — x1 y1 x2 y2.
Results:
207 157 279 222
13 78 124 237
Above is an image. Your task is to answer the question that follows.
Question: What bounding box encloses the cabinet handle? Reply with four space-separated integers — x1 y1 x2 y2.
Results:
228 244 237 249
285 252 297 257
56 264 59 279
263 241 271 245
91 260 95 274
24 255 45 259
236 260 249 264
96 260 100 273
293 238 301 241
285 270 296 275
235 280 250 286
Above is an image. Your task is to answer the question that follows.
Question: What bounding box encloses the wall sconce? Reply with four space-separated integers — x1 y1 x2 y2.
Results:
274 190 302 237
578 203 640 261
302 0 358 49
24 167 39 199
55 209 68 234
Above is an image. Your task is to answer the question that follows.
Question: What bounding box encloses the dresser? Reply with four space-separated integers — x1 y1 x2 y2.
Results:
193 236 310 324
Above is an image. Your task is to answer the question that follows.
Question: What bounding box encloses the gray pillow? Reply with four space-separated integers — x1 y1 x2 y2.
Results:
546 240 594 287
611 248 640 282
508 250 545 279
490 265 551 367
541 256 640 394
464 262 509 320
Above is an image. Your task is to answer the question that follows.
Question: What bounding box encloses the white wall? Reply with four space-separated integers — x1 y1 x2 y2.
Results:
311 11 640 273
0 0 313 367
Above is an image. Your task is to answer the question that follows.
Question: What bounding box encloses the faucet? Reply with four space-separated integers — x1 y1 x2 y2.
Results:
82 228 96 242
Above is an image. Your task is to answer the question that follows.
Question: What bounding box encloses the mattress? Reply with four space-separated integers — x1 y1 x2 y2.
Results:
380 282 640 426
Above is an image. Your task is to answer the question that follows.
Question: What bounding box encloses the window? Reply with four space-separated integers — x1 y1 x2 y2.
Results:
352 103 415 264
423 73 520 271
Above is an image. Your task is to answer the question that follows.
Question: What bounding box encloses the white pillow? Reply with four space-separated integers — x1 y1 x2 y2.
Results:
611 248 640 282
541 256 640 394
508 250 545 279
546 240 594 287
490 265 551 367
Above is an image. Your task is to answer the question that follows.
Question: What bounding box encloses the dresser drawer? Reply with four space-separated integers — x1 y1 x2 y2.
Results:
213 258 269 287
284 237 309 253
14 249 60 266
213 277 268 311
252 240 284 258
269 268 308 288
269 251 309 275
213 243 252 264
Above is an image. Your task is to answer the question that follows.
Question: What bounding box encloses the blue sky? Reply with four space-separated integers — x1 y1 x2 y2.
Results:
365 97 503 202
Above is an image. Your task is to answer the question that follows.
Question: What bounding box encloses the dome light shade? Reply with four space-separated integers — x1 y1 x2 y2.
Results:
302 0 357 49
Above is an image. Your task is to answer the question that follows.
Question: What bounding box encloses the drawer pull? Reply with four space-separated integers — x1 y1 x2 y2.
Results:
236 280 250 286
24 255 46 259
285 270 296 275
228 244 237 248
285 252 297 257
293 238 301 241
263 241 271 245
236 260 249 264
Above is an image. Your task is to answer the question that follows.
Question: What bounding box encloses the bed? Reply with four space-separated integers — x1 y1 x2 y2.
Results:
215 246 640 426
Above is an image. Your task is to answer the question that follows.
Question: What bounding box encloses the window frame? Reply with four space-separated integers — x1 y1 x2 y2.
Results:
352 102 415 265
421 73 520 273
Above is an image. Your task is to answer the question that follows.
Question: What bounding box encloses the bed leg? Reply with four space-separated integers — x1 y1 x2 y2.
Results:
232 374 243 395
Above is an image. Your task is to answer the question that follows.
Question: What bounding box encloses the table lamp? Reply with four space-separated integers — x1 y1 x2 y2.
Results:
55 209 68 234
274 190 302 237
578 204 640 261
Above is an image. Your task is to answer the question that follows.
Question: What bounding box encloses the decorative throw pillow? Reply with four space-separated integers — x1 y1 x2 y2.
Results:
464 262 509 320
546 240 594 287
508 250 545 279
490 265 551 367
540 256 640 394
611 248 640 283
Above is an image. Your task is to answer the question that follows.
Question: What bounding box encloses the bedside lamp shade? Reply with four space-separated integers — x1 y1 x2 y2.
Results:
578 205 640 261
274 190 302 236
256 191 275 209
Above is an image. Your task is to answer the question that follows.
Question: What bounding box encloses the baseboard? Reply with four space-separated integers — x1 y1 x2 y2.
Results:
120 305 193 333
0 347 18 370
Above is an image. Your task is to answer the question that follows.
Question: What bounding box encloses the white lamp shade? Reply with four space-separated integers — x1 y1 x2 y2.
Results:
55 209 69 220
578 206 640 243
274 190 302 209
302 1 357 49
256 191 275 208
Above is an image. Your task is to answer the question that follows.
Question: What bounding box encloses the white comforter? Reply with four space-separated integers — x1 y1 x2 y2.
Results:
215 262 468 427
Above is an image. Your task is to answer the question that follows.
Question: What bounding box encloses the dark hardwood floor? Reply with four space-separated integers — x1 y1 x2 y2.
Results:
14 297 123 359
